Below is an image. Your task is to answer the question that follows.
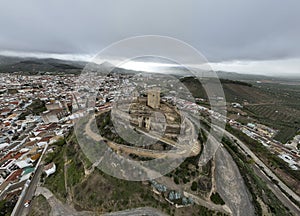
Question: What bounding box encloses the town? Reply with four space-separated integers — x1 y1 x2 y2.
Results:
0 72 299 215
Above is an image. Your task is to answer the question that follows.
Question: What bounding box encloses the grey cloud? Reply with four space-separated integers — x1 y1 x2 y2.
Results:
0 0 299 62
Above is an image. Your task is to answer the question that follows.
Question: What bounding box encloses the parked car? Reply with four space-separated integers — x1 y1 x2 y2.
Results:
24 200 31 208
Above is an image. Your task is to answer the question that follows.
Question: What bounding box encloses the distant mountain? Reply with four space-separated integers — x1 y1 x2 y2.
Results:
0 55 295 83
0 56 139 75
84 61 138 76
0 55 85 74
215 71 272 82
98 61 115 72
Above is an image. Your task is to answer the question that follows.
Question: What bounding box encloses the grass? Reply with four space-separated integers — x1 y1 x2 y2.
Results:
66 145 85 188
43 134 86 202
44 145 67 201
74 168 161 212
182 76 300 143
73 168 227 216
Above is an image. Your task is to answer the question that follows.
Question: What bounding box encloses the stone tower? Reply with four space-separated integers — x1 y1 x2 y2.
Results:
147 88 160 109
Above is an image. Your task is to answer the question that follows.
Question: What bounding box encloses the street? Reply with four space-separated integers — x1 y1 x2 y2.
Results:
215 125 300 215
13 165 43 216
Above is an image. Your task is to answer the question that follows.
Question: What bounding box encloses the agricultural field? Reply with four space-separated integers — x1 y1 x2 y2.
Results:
244 104 300 142
181 77 300 143
245 105 296 123
244 82 300 143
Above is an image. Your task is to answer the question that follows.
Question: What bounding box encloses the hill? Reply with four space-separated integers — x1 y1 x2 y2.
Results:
0 55 85 74
0 56 140 75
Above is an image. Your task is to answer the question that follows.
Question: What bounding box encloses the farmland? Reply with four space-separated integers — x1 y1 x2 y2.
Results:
181 77 300 143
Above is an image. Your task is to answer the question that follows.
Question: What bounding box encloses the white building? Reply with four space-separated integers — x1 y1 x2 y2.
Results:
44 163 56 176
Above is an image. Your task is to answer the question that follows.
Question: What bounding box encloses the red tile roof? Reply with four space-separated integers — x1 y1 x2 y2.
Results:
44 162 55 171
7 169 22 182
24 141 37 147
9 101 19 105
0 151 25 163
0 152 14 163
39 137 51 143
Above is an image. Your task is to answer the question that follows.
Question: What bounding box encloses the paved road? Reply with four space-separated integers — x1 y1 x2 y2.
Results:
214 125 300 216
14 165 43 216
252 164 300 215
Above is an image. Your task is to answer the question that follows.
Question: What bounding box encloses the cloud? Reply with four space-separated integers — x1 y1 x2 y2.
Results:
210 58 300 77
0 0 299 75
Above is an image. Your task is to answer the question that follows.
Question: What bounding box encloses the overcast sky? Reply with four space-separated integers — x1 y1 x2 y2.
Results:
0 0 299 76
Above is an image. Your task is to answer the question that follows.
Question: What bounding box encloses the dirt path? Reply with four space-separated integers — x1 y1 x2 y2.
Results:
35 186 93 216
183 191 232 215
85 112 185 159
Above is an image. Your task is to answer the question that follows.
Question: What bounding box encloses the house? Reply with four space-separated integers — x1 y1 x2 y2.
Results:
44 162 56 176
0 143 9 151
37 136 51 147
41 111 59 123
30 153 41 162
41 109 68 124
168 191 182 201
20 167 35 181
232 103 243 109
49 136 64 145
45 101 63 111
15 160 32 169
247 123 256 129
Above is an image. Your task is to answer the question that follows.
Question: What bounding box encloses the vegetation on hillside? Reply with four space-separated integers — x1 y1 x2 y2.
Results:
0 199 15 216
210 193 225 205
222 136 293 216
41 130 227 216
28 195 51 216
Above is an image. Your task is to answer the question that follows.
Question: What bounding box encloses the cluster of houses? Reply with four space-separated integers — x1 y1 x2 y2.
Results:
245 123 278 138
229 119 300 170
0 74 76 203
0 72 150 208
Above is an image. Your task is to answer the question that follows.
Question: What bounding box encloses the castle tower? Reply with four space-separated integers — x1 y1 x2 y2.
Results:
147 88 160 109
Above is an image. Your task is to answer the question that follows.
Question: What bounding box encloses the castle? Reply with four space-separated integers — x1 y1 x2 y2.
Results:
147 88 160 109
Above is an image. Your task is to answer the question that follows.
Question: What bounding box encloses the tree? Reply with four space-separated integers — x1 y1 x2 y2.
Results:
191 181 198 191
174 176 179 184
